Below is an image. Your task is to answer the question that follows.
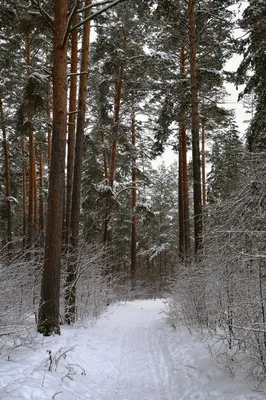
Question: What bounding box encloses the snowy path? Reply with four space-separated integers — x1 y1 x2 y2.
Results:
0 300 263 400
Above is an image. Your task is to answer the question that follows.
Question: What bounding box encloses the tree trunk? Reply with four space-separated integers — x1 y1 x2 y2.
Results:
38 0 68 335
66 1 92 323
101 131 109 184
103 30 127 243
33 142 38 236
65 11 78 243
131 112 137 287
26 36 37 246
180 46 190 259
46 93 52 168
39 143 44 234
188 0 203 255
201 117 206 205
28 119 35 246
0 97 12 247
178 138 184 260
21 138 27 249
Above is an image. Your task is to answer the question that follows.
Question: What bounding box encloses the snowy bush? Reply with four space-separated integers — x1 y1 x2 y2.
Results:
62 242 118 322
0 244 43 335
0 240 118 355
168 158 266 384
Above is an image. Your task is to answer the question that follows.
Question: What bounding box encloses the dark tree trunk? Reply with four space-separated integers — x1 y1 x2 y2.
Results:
46 93 52 169
0 97 12 248
38 143 44 235
131 112 137 287
178 138 184 260
180 46 190 259
181 120 190 259
66 1 92 324
21 138 27 249
101 131 109 184
201 117 206 205
103 30 127 244
188 0 203 255
33 142 38 236
26 36 35 246
179 46 190 261
38 0 68 335
65 11 78 243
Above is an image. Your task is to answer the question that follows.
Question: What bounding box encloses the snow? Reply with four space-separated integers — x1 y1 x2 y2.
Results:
0 300 264 400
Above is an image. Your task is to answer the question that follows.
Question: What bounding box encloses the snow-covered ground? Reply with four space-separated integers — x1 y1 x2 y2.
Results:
0 300 264 400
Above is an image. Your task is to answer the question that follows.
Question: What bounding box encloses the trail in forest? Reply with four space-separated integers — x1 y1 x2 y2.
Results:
0 300 263 400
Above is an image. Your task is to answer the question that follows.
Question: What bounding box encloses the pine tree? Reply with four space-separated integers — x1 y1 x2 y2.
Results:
207 119 245 203
66 0 92 324
237 0 266 151
38 0 69 335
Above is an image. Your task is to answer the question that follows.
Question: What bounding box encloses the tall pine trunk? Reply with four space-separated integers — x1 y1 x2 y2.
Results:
181 120 190 258
38 0 68 335
26 37 37 246
0 97 12 248
101 131 109 184
65 11 78 243
180 46 190 260
201 117 206 205
131 112 137 287
38 143 44 234
178 137 184 259
188 0 202 255
66 1 92 323
179 46 190 261
103 30 127 244
21 138 27 249
46 93 52 168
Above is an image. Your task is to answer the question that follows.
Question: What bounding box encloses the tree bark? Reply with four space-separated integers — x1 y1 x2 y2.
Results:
0 97 12 247
201 117 206 205
180 46 190 259
178 137 184 260
33 141 38 236
131 112 137 287
39 143 44 234
65 11 78 243
188 0 203 255
38 0 68 335
103 30 127 244
21 138 27 249
46 93 52 168
181 120 190 258
101 131 109 184
26 37 36 246
66 1 92 323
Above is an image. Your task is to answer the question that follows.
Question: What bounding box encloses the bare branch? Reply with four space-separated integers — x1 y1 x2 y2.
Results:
62 0 78 46
31 0 54 29
77 0 115 13
71 0 127 31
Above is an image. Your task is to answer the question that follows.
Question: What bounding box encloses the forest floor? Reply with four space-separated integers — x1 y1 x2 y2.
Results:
0 299 264 400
